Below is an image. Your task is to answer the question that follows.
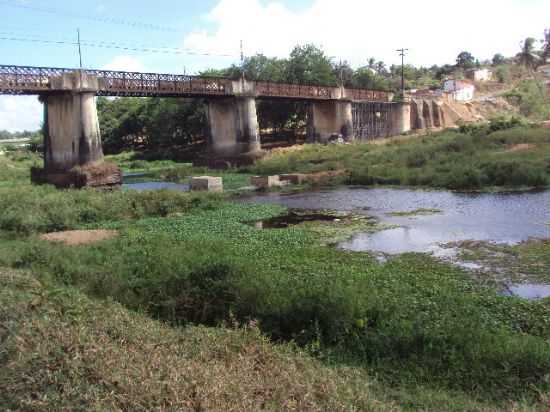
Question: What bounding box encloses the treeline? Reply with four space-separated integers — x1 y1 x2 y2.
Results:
0 130 41 140
98 31 550 153
97 44 451 153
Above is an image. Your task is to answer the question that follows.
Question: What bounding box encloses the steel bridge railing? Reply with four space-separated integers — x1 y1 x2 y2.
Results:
0 64 391 102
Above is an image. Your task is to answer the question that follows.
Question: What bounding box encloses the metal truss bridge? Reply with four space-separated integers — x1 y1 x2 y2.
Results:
0 64 391 102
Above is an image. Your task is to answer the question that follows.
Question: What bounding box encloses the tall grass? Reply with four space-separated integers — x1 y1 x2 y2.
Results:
0 184 223 234
251 125 550 190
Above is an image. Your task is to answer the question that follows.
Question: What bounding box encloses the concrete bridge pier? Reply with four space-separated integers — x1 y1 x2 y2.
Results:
207 96 261 157
307 100 353 143
391 102 412 135
32 72 121 188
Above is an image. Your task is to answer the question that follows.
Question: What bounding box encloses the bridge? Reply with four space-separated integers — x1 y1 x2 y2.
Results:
0 65 411 188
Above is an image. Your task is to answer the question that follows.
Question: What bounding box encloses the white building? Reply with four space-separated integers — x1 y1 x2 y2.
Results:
443 79 475 102
466 68 493 82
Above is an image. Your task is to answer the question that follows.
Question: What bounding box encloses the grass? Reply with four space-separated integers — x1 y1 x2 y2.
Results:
2 201 550 405
249 124 550 191
0 268 391 411
0 184 224 235
5 268 548 411
2 140 550 410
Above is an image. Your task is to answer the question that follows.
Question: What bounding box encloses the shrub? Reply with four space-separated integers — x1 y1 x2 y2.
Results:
439 166 484 190
0 185 223 234
482 160 548 187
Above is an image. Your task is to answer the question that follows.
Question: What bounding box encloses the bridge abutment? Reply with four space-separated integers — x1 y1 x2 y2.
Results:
307 100 353 143
32 72 121 188
207 96 261 157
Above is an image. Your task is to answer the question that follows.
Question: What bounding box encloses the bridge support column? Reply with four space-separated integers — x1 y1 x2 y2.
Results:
307 100 353 143
207 96 261 157
390 102 411 135
31 72 121 188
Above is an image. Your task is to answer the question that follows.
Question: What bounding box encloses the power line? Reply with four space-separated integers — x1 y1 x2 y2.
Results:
0 0 180 33
0 35 238 58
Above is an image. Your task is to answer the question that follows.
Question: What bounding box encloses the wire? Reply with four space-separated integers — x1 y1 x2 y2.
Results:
0 35 238 58
0 0 179 33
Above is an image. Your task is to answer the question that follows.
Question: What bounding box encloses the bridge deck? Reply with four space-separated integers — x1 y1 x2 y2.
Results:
0 65 390 102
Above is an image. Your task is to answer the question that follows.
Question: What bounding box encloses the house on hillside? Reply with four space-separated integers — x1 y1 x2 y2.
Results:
443 79 475 102
466 68 493 82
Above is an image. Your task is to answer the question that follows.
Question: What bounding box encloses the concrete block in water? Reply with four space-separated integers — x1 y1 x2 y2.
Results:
279 173 307 185
250 175 281 189
190 176 223 192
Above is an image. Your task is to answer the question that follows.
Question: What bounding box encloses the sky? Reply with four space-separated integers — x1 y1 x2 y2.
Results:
0 0 548 132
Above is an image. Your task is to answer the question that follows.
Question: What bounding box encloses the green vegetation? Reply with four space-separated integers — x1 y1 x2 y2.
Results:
453 239 550 284
251 123 550 190
0 129 41 140
0 269 388 411
387 208 442 217
2 128 550 409
1 197 550 409
505 80 550 120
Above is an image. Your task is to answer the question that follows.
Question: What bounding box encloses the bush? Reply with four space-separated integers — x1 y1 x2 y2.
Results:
0 185 223 234
482 160 548 187
439 165 484 190
405 150 428 168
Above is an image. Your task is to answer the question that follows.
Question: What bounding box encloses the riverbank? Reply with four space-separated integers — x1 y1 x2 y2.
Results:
1 139 550 410
249 123 550 191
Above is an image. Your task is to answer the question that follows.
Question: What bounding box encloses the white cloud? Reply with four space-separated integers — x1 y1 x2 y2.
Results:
102 55 145 72
183 0 550 67
0 95 42 132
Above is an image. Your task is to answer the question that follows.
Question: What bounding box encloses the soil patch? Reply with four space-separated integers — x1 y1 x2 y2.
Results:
504 143 537 153
40 230 119 246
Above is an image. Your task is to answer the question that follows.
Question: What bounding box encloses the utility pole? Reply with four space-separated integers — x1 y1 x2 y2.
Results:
240 40 245 80
77 29 83 69
396 48 408 99
339 59 344 87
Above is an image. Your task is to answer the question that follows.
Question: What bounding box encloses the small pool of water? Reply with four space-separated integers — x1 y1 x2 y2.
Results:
248 210 341 229
506 284 550 300
123 182 189 192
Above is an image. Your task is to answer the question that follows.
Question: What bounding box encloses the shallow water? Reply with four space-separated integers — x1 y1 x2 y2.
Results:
506 284 550 300
244 187 550 253
123 181 190 192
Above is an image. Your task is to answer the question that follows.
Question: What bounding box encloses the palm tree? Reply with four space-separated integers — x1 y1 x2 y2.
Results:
367 58 376 70
543 29 550 63
517 37 540 70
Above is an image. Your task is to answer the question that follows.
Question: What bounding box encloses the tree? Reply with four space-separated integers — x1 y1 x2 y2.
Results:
543 29 550 63
492 53 506 66
367 58 376 70
517 37 539 70
456 51 476 69
375 61 387 75
285 44 337 86
332 60 354 87
351 67 390 90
